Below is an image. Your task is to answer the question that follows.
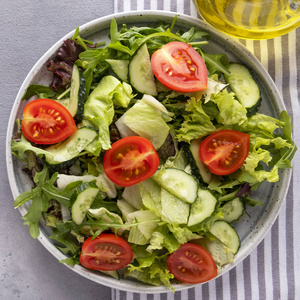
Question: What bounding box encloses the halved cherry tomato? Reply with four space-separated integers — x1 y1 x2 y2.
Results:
103 136 159 187
21 98 77 144
151 41 207 92
79 234 133 271
167 243 217 284
199 129 250 175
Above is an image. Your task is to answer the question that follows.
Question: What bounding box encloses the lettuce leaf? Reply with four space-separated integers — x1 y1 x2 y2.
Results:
126 252 174 290
56 173 117 199
127 210 160 245
237 113 285 136
138 178 162 217
116 100 170 149
167 224 201 244
202 77 228 103
176 97 216 143
83 75 134 152
147 224 180 254
211 89 248 125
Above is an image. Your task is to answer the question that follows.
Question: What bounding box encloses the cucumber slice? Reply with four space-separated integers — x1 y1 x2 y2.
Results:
106 59 129 82
222 197 245 223
69 64 80 116
190 139 212 184
225 63 261 115
152 168 199 204
71 182 99 225
209 220 240 254
100 270 120 280
187 188 217 226
129 43 157 95
69 64 86 122
45 127 97 164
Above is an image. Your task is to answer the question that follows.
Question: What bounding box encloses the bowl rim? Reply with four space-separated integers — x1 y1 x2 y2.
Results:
6 10 292 293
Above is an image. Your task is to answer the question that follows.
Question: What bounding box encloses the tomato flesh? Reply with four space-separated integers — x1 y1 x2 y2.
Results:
79 234 133 271
21 98 77 144
199 129 250 175
167 243 217 284
151 41 207 92
103 136 159 187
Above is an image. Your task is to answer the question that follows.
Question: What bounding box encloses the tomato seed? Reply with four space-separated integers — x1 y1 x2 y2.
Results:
116 153 123 159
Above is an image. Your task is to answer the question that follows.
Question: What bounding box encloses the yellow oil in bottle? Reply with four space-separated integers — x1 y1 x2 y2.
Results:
193 0 300 39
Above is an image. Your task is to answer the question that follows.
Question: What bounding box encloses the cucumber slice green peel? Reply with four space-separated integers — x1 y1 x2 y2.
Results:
71 182 99 225
225 63 261 116
209 220 240 254
152 168 199 204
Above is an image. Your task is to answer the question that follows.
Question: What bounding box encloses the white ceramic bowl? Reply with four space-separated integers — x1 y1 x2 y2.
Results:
6 11 292 293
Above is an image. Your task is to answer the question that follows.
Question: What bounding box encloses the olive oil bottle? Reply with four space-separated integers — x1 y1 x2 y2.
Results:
193 0 300 39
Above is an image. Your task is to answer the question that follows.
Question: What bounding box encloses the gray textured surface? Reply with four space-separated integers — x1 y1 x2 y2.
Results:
1 1 113 299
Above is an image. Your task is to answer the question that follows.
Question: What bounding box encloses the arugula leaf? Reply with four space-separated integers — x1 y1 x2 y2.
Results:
11 135 54 161
59 252 80 266
50 229 81 255
202 52 230 76
15 166 80 238
21 84 59 101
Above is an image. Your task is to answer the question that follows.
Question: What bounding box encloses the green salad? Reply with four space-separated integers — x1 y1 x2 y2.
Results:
11 16 296 289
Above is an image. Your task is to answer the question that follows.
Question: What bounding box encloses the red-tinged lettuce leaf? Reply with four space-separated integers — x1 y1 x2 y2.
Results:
57 38 84 64
47 39 84 90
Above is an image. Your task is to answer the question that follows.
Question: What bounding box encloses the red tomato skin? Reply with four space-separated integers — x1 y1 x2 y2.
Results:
79 234 133 271
21 98 77 144
199 129 250 175
151 41 207 93
167 243 218 284
103 136 160 187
